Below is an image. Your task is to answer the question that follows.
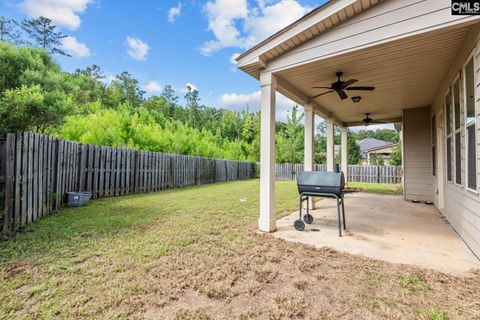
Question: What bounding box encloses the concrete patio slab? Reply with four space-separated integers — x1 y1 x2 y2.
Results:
274 193 479 274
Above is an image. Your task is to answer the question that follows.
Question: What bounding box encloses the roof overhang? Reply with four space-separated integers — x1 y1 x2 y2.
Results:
236 0 384 79
237 0 480 125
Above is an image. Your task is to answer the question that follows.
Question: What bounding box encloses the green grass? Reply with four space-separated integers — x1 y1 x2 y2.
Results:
348 182 403 195
0 180 299 319
0 180 476 320
420 306 450 320
398 272 432 294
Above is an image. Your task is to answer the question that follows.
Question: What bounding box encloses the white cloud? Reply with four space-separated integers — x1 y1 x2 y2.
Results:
19 0 93 30
168 3 182 23
219 91 261 107
218 90 298 121
101 75 116 86
61 36 91 57
126 37 150 61
184 82 198 92
201 0 249 55
201 0 309 55
144 81 162 93
243 0 309 48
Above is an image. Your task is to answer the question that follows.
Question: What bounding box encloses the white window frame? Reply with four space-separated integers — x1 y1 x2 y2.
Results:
463 51 478 194
445 89 454 183
452 74 462 187
432 113 436 177
445 89 453 184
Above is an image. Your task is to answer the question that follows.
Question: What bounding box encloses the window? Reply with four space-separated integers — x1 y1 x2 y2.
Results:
464 56 477 191
446 91 453 182
453 79 462 185
432 114 436 176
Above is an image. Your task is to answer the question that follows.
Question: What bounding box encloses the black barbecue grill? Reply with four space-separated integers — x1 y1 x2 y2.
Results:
295 171 346 236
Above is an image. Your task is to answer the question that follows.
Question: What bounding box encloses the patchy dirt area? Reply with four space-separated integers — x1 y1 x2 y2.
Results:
140 233 480 320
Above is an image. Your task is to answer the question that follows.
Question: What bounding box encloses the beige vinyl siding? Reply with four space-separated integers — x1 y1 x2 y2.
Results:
431 25 480 258
403 107 433 202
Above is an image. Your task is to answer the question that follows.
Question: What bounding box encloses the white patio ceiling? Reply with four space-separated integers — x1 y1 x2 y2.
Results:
275 24 471 124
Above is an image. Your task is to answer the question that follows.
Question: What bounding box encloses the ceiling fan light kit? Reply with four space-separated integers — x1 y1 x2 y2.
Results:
352 96 361 103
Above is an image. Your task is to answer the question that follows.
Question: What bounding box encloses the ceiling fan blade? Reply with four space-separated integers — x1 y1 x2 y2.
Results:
337 90 348 100
312 86 332 89
346 86 375 91
342 79 358 88
309 90 334 100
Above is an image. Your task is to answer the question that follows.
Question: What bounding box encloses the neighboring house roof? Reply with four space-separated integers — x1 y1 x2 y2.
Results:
357 138 393 158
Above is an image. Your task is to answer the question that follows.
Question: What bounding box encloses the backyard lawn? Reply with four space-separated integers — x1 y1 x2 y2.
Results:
348 182 403 195
0 180 479 319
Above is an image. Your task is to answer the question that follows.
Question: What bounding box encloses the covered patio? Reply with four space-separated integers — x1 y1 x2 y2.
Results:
275 193 479 274
237 0 480 269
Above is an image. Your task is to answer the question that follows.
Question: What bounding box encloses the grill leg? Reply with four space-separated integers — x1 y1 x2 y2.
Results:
306 196 309 215
299 195 303 219
341 197 346 230
336 197 342 237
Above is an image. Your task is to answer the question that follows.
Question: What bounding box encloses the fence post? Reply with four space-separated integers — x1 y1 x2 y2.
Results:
376 166 380 183
3 133 15 235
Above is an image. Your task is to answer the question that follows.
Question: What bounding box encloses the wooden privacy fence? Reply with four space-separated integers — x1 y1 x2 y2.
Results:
1 132 255 234
275 163 402 184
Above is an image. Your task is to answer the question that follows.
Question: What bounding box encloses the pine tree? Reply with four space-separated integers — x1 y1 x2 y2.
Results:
21 17 70 56
0 17 21 44
161 85 178 105
75 64 105 82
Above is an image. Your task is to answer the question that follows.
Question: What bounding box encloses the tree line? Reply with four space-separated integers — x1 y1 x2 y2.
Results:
0 16 400 164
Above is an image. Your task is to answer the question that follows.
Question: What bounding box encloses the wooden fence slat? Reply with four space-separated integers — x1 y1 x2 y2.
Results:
27 133 34 223
3 134 15 234
38 134 44 218
14 133 22 228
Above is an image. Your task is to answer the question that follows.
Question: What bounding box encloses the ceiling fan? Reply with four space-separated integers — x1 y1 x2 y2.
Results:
344 113 403 127
362 113 393 126
310 71 375 101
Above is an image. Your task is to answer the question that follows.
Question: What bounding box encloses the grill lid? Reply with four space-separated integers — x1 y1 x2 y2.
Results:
297 171 345 196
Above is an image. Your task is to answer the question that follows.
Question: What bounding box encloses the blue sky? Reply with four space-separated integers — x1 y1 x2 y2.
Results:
1 0 329 120
1 0 393 129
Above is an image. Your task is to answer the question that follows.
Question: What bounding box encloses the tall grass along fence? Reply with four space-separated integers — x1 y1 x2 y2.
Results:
1 132 255 235
275 163 402 184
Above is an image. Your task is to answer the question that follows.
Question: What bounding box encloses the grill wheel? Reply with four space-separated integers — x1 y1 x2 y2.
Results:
294 219 305 231
303 214 314 224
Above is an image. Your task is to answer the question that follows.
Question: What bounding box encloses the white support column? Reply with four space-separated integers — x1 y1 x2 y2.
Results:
304 105 315 171
341 127 348 184
326 117 335 172
304 104 315 209
258 72 276 232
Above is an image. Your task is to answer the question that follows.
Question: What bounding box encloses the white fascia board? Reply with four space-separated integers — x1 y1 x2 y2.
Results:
236 0 360 69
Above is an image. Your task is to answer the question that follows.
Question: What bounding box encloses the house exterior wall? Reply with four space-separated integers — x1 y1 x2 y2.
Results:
431 25 480 257
403 107 433 202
